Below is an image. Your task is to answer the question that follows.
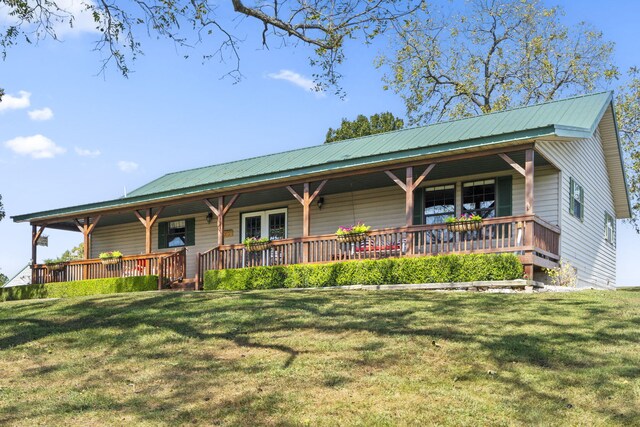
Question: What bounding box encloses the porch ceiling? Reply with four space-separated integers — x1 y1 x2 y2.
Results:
44 150 551 231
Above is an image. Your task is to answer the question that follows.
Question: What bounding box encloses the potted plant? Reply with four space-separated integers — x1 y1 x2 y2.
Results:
44 258 66 271
335 223 371 243
445 214 483 232
243 237 272 252
99 250 123 265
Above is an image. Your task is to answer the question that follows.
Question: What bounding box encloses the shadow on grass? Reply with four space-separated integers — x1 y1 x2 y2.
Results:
0 289 639 425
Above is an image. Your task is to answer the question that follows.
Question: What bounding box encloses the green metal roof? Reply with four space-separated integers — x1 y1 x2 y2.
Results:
13 92 618 222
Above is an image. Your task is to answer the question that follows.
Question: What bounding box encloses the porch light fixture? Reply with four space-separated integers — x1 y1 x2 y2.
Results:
317 197 325 210
206 212 213 224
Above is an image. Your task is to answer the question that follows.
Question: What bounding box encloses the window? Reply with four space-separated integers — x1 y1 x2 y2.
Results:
167 220 186 247
569 178 584 220
158 218 195 249
241 208 287 241
604 211 615 245
424 184 456 224
462 179 496 219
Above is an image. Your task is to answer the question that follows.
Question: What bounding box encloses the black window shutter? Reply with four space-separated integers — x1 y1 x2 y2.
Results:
158 222 168 250
496 175 512 217
413 189 424 225
185 218 196 246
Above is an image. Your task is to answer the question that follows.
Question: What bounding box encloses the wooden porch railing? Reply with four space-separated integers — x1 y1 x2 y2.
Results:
32 248 187 289
157 248 187 289
197 215 560 285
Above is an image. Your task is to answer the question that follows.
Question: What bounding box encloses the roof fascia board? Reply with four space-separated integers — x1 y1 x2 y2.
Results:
588 91 614 135
605 99 633 217
552 125 594 139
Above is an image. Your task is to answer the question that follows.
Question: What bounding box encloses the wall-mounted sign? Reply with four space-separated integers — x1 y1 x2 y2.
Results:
37 235 49 247
224 229 234 238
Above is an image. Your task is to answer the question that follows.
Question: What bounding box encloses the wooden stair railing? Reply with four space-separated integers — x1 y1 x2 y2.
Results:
157 248 187 290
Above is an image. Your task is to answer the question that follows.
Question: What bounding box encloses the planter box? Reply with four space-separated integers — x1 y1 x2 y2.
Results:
101 257 122 266
446 221 483 233
336 232 370 243
246 242 273 252
45 263 65 271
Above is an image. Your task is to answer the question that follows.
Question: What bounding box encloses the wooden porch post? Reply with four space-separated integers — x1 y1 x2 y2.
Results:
525 149 535 215
385 165 435 255
405 167 414 226
499 149 535 277
134 207 165 274
204 194 239 272
74 216 102 279
287 180 328 263
497 150 535 215
524 149 535 279
31 225 46 265
134 207 165 254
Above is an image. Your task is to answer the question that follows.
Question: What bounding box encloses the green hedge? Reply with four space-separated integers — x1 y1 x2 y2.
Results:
0 275 158 302
204 254 523 291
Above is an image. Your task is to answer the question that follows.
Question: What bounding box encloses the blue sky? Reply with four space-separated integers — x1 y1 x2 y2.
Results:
0 0 638 286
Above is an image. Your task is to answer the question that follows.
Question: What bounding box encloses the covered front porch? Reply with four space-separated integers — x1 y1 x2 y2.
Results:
25 144 560 288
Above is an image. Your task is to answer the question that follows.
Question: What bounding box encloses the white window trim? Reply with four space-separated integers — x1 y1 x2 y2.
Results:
604 211 615 245
570 178 584 220
424 183 456 224
241 208 288 241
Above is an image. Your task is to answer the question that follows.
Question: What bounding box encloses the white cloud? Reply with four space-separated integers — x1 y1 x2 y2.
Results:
0 0 99 38
267 69 325 97
75 146 101 157
118 160 138 172
28 107 54 121
4 134 66 159
0 90 31 113
54 0 100 36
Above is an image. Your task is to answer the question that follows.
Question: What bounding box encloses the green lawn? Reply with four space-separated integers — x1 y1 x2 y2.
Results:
0 289 638 426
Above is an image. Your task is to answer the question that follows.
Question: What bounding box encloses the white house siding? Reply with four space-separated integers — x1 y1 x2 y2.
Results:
309 185 406 235
532 167 560 226
91 201 302 278
91 164 559 278
536 128 617 288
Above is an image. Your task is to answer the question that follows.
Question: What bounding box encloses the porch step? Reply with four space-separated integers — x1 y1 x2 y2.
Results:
168 278 197 291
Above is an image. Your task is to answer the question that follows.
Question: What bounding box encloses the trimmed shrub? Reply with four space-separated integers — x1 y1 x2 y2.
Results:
0 276 158 302
204 254 523 291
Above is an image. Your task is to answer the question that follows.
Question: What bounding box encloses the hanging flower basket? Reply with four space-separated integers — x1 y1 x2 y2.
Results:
101 257 122 265
445 214 483 233
336 232 370 243
99 251 123 265
243 237 273 252
45 263 65 271
245 241 273 252
446 220 483 233
335 223 371 243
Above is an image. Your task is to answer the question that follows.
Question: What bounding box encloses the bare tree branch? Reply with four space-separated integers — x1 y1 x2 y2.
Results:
1 0 424 92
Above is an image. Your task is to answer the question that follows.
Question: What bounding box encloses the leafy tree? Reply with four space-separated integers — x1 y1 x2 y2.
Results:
0 0 422 93
378 0 618 124
325 112 404 143
59 243 85 262
615 68 640 231
0 194 5 223
0 272 7 287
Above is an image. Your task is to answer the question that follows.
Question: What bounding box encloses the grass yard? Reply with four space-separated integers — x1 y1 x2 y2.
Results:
0 289 638 426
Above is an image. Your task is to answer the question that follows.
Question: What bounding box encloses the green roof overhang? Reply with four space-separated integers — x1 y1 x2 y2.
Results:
12 125 562 224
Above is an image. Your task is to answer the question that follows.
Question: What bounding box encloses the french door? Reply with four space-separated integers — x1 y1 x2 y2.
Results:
241 208 287 241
